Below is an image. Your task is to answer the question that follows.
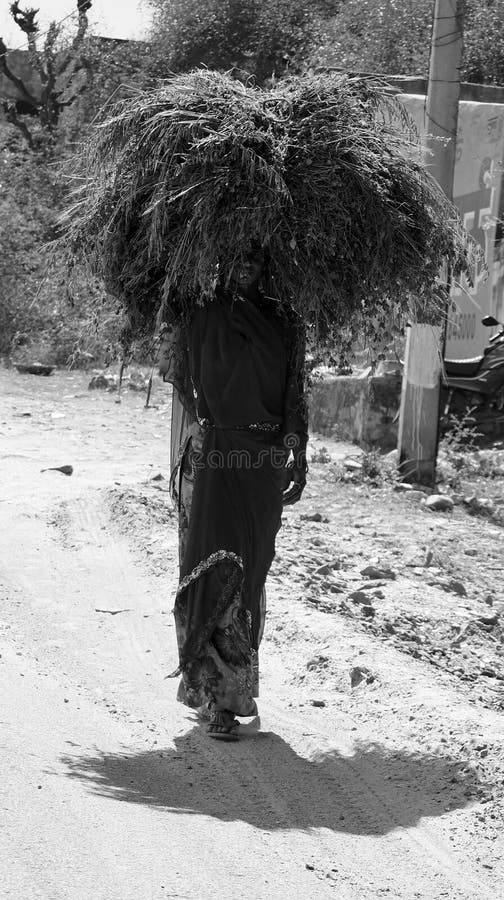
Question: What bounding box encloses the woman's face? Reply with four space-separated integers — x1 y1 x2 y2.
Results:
231 248 265 288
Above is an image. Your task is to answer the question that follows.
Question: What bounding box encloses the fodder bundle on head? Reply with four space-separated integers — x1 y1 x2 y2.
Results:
62 69 481 361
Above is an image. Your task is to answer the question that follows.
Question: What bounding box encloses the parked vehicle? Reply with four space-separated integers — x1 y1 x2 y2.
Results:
442 315 504 427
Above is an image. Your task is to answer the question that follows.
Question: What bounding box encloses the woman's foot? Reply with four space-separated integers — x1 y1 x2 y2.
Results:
207 709 239 742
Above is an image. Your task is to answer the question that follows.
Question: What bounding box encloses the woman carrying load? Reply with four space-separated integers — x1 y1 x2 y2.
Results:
160 245 308 741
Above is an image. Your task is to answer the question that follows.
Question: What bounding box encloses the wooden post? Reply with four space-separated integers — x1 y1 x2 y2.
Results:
398 0 464 484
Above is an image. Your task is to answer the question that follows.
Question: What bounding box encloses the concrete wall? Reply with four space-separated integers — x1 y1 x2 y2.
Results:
309 373 402 451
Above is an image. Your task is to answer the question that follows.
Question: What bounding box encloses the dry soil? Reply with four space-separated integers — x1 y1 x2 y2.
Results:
1 367 504 900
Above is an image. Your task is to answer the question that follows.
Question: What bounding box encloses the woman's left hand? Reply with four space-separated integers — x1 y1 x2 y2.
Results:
282 463 307 506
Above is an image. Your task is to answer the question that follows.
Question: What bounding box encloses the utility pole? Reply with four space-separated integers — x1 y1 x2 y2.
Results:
397 0 464 484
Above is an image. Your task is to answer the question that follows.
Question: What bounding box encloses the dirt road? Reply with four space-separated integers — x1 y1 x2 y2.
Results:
1 367 503 899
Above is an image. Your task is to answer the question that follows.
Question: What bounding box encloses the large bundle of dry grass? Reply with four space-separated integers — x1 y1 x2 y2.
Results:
62 70 480 357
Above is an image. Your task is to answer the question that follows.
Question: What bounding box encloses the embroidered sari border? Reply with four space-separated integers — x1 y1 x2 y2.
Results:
176 549 244 596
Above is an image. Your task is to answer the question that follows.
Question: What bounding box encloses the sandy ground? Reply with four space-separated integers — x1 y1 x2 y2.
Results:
1 366 504 900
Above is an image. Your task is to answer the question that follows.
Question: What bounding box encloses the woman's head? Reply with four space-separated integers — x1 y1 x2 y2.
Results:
230 244 267 290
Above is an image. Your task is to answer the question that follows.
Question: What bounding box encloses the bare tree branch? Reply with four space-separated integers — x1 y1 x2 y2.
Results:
57 0 92 79
10 1 38 34
39 22 60 127
9 2 47 83
1 97 34 148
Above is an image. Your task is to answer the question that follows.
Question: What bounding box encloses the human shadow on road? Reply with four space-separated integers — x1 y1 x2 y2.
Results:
60 725 487 836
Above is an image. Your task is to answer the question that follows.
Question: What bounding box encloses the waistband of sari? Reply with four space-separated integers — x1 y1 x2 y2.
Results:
197 417 281 435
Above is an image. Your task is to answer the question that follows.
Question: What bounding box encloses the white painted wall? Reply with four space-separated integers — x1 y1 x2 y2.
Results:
402 93 504 360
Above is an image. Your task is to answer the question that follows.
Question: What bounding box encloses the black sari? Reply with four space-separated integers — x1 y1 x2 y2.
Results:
170 294 306 715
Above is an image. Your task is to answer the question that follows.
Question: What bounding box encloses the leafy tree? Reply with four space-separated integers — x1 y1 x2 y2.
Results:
308 0 504 86
0 125 117 365
308 0 432 76
0 3 135 364
148 0 342 82
463 1 504 85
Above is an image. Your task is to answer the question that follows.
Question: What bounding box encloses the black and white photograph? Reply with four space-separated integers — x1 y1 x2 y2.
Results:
1 1 504 897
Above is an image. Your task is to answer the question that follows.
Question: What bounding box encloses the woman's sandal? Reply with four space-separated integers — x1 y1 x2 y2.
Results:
207 709 239 742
